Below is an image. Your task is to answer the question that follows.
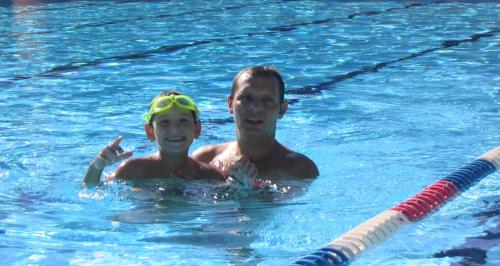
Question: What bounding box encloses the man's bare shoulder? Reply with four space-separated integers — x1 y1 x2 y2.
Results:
192 141 235 163
280 149 319 179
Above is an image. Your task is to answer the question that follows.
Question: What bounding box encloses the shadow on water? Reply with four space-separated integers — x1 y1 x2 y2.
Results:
433 198 500 265
104 178 311 264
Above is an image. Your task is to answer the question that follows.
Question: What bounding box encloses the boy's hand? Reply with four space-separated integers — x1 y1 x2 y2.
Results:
92 136 133 169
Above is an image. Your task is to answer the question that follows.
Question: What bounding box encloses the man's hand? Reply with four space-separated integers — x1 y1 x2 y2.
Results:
228 156 258 190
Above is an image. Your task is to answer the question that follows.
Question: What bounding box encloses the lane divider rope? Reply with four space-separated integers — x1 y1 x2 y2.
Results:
291 146 500 266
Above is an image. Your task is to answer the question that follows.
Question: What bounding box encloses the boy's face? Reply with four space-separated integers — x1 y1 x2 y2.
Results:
228 73 287 139
145 107 200 154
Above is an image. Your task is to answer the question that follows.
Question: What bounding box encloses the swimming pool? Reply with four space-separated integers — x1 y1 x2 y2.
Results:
0 0 499 265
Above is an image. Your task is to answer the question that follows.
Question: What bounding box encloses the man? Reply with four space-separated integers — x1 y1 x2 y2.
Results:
193 66 319 179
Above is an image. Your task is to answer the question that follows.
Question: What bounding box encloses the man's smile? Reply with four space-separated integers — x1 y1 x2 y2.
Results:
245 118 264 125
166 136 186 142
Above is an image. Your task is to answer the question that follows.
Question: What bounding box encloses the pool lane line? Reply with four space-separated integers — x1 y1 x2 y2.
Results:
206 26 499 125
291 146 500 266
286 27 500 99
11 40 212 80
2 0 290 39
347 3 425 19
10 26 497 125
268 2 428 32
8 2 428 80
3 0 419 38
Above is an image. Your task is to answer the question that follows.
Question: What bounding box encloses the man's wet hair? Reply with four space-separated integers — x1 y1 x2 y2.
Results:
230 66 285 103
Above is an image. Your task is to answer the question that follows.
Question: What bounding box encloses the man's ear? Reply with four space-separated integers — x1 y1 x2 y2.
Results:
227 96 234 114
144 123 155 141
194 121 201 139
278 100 288 118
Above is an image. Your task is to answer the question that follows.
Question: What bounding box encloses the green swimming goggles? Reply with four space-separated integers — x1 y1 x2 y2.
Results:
142 94 200 123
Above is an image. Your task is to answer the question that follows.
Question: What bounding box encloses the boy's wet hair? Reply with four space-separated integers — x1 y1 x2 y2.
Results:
150 90 182 102
230 66 285 103
147 90 199 124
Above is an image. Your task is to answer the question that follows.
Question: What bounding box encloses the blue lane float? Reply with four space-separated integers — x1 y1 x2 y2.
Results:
291 146 500 266
442 159 496 191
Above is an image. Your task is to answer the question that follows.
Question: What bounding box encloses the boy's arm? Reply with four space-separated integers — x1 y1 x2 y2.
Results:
83 157 107 187
82 136 133 187
196 161 227 181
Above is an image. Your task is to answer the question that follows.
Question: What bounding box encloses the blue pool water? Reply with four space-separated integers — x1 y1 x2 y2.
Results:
0 0 499 265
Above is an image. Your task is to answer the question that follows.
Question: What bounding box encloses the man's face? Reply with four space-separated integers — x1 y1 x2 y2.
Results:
228 73 287 139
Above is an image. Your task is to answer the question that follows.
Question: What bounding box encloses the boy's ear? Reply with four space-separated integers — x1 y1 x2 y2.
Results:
278 100 288 118
144 123 155 141
194 121 201 139
227 96 234 114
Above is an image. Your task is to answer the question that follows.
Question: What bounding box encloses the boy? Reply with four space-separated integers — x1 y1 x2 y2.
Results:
83 91 256 187
193 66 319 179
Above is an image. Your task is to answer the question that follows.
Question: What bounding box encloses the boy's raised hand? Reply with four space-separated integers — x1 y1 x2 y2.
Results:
93 136 133 169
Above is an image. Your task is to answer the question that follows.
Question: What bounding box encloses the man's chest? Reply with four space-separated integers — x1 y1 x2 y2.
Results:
213 152 288 178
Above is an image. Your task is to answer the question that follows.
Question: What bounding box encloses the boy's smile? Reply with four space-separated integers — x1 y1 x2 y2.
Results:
148 107 200 154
